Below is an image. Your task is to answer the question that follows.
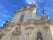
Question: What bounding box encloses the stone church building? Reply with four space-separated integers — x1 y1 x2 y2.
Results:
0 4 53 40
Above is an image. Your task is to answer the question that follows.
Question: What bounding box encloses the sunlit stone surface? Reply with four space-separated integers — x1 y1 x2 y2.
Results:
0 4 53 40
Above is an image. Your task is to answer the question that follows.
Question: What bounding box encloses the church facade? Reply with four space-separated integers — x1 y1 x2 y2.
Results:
0 4 53 40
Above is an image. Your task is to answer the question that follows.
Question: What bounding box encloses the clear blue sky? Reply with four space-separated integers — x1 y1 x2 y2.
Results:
0 0 53 27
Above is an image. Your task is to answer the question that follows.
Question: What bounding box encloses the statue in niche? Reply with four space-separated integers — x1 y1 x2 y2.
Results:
36 32 43 40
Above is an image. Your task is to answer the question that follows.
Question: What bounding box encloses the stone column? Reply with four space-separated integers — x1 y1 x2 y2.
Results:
42 26 52 40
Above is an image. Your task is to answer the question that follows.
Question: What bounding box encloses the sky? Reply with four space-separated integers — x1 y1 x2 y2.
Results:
0 0 53 27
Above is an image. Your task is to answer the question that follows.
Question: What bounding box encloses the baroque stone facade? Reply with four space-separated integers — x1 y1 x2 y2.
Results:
0 4 53 40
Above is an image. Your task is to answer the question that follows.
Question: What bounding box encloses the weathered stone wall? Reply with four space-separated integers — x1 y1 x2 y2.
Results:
0 21 52 40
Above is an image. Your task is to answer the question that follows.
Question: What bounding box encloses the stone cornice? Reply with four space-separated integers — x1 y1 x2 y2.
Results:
22 19 52 26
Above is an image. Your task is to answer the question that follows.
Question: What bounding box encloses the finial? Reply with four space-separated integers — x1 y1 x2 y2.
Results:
43 9 46 15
